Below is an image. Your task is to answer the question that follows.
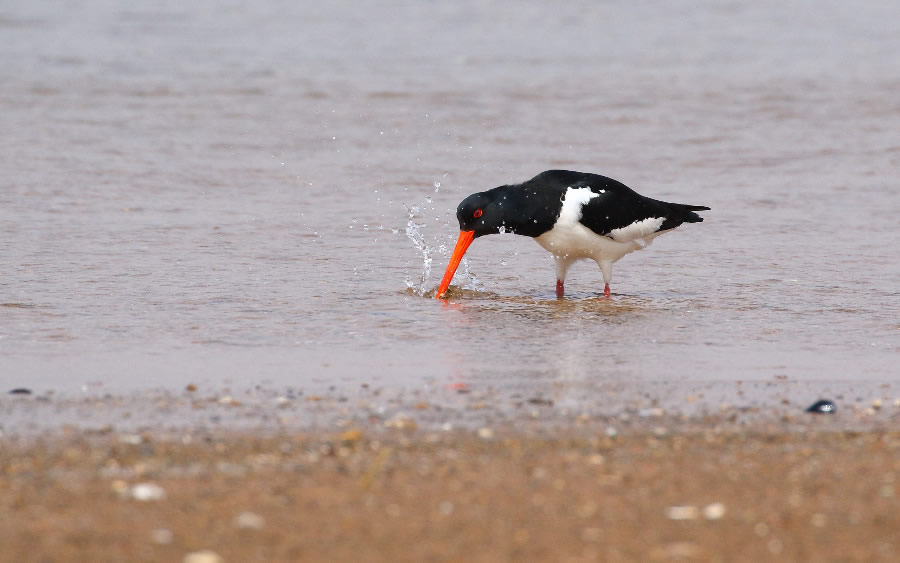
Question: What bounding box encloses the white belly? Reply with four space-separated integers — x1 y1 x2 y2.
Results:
534 221 651 264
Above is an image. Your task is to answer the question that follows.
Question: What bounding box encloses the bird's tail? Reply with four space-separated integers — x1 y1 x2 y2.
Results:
678 203 710 223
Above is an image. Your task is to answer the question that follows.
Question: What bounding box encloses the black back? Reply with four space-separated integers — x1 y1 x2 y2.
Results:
521 170 708 237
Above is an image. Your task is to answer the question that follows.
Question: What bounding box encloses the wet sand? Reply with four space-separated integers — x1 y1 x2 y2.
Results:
3 401 900 562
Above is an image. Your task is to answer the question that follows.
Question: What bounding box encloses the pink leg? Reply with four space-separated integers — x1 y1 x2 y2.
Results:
604 283 610 298
556 279 564 298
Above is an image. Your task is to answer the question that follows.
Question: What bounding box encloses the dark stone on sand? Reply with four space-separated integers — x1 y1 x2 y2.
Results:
527 397 554 406
9 388 33 395
806 399 836 414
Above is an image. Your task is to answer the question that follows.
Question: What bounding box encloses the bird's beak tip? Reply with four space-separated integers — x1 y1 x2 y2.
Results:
435 230 475 299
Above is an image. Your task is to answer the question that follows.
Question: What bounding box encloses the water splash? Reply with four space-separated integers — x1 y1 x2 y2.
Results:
404 204 432 296
405 201 482 297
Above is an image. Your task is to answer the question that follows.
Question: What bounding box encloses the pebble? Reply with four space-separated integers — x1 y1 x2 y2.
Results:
650 542 701 559
130 482 166 501
477 427 494 440
183 550 224 563
8 388 32 395
806 399 836 414
233 511 265 530
587 454 605 465
339 429 363 443
111 480 129 496
665 505 699 520
151 528 174 544
527 397 553 406
702 502 726 520
384 414 416 430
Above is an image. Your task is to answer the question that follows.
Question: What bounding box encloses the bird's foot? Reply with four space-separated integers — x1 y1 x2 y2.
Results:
556 279 564 299
604 283 611 298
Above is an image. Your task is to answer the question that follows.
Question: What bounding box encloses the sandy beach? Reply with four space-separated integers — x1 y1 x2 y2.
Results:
3 395 900 562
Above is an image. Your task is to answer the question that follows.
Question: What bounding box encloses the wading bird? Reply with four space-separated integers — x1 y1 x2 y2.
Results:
435 170 709 299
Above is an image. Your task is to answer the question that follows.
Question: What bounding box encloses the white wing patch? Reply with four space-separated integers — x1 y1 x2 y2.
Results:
608 217 665 242
557 187 599 225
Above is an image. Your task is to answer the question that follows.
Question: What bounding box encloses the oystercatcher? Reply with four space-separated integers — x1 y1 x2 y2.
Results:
435 170 709 299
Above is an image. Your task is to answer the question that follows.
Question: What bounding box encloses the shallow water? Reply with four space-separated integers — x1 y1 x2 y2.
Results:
2 1 898 417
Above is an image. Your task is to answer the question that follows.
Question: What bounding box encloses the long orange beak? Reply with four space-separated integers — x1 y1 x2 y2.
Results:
435 230 475 299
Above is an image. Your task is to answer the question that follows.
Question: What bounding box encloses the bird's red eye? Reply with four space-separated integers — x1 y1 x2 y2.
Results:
473 209 483 218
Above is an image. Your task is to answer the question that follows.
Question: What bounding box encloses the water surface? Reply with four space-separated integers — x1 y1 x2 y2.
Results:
2 1 898 419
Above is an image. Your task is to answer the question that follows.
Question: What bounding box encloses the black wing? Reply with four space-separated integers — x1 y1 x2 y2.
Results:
570 173 709 241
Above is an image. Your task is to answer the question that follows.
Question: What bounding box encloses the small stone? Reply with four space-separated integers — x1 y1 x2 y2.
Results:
111 480 129 497
702 502 726 520
527 397 554 406
477 427 494 440
438 501 454 516
183 550 224 563
339 429 363 443
8 388 32 395
587 454 605 465
384 414 416 430
185 384 197 392
650 542 701 559
130 482 166 501
233 511 265 530
872 398 883 410
666 505 699 520
151 528 174 544
604 427 619 438
805 399 836 414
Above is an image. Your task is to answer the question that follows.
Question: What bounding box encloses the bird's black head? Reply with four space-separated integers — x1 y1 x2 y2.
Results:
456 190 505 238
